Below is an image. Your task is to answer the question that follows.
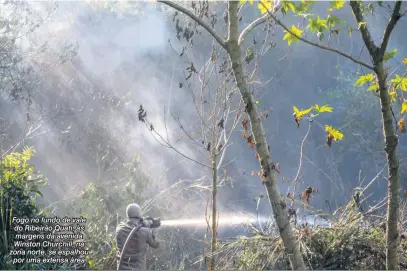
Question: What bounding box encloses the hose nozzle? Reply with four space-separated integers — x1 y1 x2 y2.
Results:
143 217 161 228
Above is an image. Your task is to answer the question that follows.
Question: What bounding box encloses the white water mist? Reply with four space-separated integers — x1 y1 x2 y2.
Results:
160 213 269 228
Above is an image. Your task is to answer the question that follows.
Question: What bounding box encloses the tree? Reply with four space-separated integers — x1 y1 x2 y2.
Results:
137 40 243 269
0 1 62 104
0 147 47 269
0 0 79 161
156 1 308 269
253 0 406 269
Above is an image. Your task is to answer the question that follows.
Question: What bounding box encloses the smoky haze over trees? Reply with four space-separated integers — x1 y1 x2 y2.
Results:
1 0 407 270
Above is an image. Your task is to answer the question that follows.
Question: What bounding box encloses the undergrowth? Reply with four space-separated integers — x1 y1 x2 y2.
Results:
217 198 407 270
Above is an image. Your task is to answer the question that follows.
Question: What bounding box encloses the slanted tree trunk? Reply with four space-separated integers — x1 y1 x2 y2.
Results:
224 2 306 270
349 2 402 269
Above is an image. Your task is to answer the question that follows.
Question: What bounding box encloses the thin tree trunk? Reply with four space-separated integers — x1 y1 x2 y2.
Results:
376 62 400 270
225 2 306 270
210 153 217 270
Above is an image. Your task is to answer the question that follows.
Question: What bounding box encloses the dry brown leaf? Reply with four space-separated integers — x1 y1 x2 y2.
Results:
295 116 301 127
242 131 247 139
247 135 255 148
242 119 249 131
326 134 333 148
398 118 406 133
301 187 313 204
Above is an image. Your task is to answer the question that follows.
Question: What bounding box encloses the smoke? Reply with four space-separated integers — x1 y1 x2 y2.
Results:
2 1 223 218
2 1 406 224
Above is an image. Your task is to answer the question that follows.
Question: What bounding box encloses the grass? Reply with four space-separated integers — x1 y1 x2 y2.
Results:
216 198 407 270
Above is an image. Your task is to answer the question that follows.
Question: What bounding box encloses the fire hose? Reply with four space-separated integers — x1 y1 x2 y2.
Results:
117 217 161 269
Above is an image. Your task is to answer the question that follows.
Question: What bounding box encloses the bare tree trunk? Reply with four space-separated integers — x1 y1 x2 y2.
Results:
377 62 400 270
224 2 306 270
210 153 217 270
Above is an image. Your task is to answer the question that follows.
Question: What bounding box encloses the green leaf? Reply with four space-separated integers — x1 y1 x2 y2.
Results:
331 0 345 9
384 48 398 62
282 1 296 13
327 15 341 27
293 106 312 117
357 22 367 29
367 82 379 92
354 73 374 86
241 0 254 4
325 125 344 140
389 91 397 102
347 27 353 36
402 100 407 114
88 260 96 269
283 25 303 45
315 104 333 113
294 0 312 13
34 191 43 197
258 0 274 14
391 74 407 91
307 16 329 34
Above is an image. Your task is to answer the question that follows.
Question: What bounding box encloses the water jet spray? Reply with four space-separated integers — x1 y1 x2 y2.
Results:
159 213 268 228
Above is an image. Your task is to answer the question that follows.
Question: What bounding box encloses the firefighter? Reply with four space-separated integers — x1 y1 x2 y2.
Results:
116 203 159 270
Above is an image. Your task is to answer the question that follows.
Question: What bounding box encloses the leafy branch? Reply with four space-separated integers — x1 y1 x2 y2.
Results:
293 104 344 147
258 1 374 70
378 1 402 57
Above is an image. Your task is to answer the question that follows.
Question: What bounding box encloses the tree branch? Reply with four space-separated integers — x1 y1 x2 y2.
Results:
238 13 270 46
349 1 379 59
157 1 226 49
146 119 212 169
380 1 402 55
260 2 374 70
